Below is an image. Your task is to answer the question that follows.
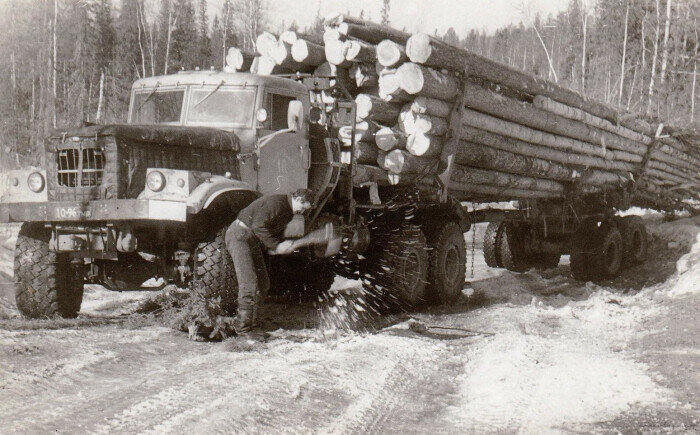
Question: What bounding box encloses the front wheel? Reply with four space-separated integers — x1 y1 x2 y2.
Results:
192 226 238 315
14 223 84 318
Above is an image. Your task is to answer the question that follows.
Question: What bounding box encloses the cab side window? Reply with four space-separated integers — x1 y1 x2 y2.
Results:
268 94 296 130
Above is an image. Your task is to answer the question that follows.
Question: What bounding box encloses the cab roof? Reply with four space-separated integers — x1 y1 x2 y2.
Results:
131 71 308 94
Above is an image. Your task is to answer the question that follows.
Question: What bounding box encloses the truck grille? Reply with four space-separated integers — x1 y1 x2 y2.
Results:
56 148 104 187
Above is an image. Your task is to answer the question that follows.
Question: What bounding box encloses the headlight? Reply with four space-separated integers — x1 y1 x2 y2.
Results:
146 171 166 192
27 172 45 193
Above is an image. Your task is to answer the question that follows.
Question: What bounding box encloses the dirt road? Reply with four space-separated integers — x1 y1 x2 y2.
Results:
0 218 698 433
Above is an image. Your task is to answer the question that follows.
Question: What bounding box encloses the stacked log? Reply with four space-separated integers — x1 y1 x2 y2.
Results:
229 17 698 211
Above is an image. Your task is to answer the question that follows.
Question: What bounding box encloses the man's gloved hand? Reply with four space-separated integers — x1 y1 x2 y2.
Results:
270 240 295 255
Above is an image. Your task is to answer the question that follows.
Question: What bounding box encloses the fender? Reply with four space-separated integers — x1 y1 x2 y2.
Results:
186 175 260 215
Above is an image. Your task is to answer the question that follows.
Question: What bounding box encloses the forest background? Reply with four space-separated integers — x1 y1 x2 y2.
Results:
0 0 697 168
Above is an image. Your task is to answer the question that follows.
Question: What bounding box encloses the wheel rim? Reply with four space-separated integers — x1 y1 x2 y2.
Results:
444 243 460 288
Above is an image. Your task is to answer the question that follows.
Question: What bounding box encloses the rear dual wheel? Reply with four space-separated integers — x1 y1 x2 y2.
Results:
570 221 623 281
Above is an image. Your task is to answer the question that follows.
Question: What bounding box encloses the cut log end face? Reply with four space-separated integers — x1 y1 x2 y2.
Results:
226 48 244 70
279 30 298 45
397 62 424 95
291 40 310 62
323 28 343 44
325 39 348 65
377 40 403 67
405 32 432 64
355 94 372 119
256 56 278 75
256 32 278 57
270 42 289 64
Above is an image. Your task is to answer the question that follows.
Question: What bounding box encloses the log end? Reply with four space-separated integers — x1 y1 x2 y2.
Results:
377 39 402 67
291 39 309 62
397 62 424 95
405 32 432 64
325 39 348 66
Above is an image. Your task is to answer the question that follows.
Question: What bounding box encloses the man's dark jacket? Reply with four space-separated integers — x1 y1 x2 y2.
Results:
236 194 293 250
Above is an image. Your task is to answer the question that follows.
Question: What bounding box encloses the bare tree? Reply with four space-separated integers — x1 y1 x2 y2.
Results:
618 0 630 105
659 0 672 85
234 0 268 52
646 0 661 114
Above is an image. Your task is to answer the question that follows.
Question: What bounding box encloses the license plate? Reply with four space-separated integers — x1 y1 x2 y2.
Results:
54 206 93 219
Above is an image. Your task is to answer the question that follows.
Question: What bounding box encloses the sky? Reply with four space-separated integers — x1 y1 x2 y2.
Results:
236 0 571 36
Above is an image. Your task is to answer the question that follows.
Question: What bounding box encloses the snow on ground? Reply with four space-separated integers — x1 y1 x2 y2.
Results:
0 217 698 432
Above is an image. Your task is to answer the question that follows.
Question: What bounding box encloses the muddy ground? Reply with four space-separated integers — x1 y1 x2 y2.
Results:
0 217 698 433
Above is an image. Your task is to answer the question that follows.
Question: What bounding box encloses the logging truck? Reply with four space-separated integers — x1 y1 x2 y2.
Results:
1 70 474 318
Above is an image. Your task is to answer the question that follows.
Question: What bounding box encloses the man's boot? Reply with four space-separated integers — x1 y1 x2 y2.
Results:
234 307 254 334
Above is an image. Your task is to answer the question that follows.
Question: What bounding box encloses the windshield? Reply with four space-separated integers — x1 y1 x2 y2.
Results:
130 89 184 124
187 87 256 126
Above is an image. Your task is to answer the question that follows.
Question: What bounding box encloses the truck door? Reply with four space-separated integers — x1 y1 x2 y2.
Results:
256 91 309 195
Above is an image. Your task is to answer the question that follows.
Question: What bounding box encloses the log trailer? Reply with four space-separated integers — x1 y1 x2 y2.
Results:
2 24 697 319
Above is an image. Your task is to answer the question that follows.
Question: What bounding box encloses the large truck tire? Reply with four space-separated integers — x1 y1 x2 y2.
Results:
193 226 238 315
499 223 530 273
14 223 84 318
571 221 623 281
617 216 648 267
483 221 505 268
365 223 429 307
427 222 466 304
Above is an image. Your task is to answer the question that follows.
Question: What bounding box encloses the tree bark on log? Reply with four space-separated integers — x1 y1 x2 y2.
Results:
385 149 441 174
353 164 390 185
459 81 647 155
225 47 254 71
448 182 562 200
355 93 401 123
349 63 378 89
354 140 380 164
280 30 324 46
344 40 377 64
327 14 412 44
255 32 279 57
452 165 565 193
459 124 636 172
397 63 460 101
291 39 327 66
442 139 578 182
375 126 406 151
378 68 412 102
376 40 408 67
533 95 700 171
404 32 644 130
406 133 444 157
459 107 642 163
410 96 452 118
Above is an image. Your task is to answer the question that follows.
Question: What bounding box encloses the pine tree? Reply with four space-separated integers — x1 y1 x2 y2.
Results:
381 0 390 25
198 0 211 68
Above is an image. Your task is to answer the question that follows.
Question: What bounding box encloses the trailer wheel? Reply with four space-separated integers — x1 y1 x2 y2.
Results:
618 216 648 266
483 221 505 268
14 223 84 318
571 221 623 281
592 222 624 278
427 222 466 304
499 223 530 273
193 225 238 315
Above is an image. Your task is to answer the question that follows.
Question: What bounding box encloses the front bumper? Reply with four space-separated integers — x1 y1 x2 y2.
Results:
0 199 187 223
